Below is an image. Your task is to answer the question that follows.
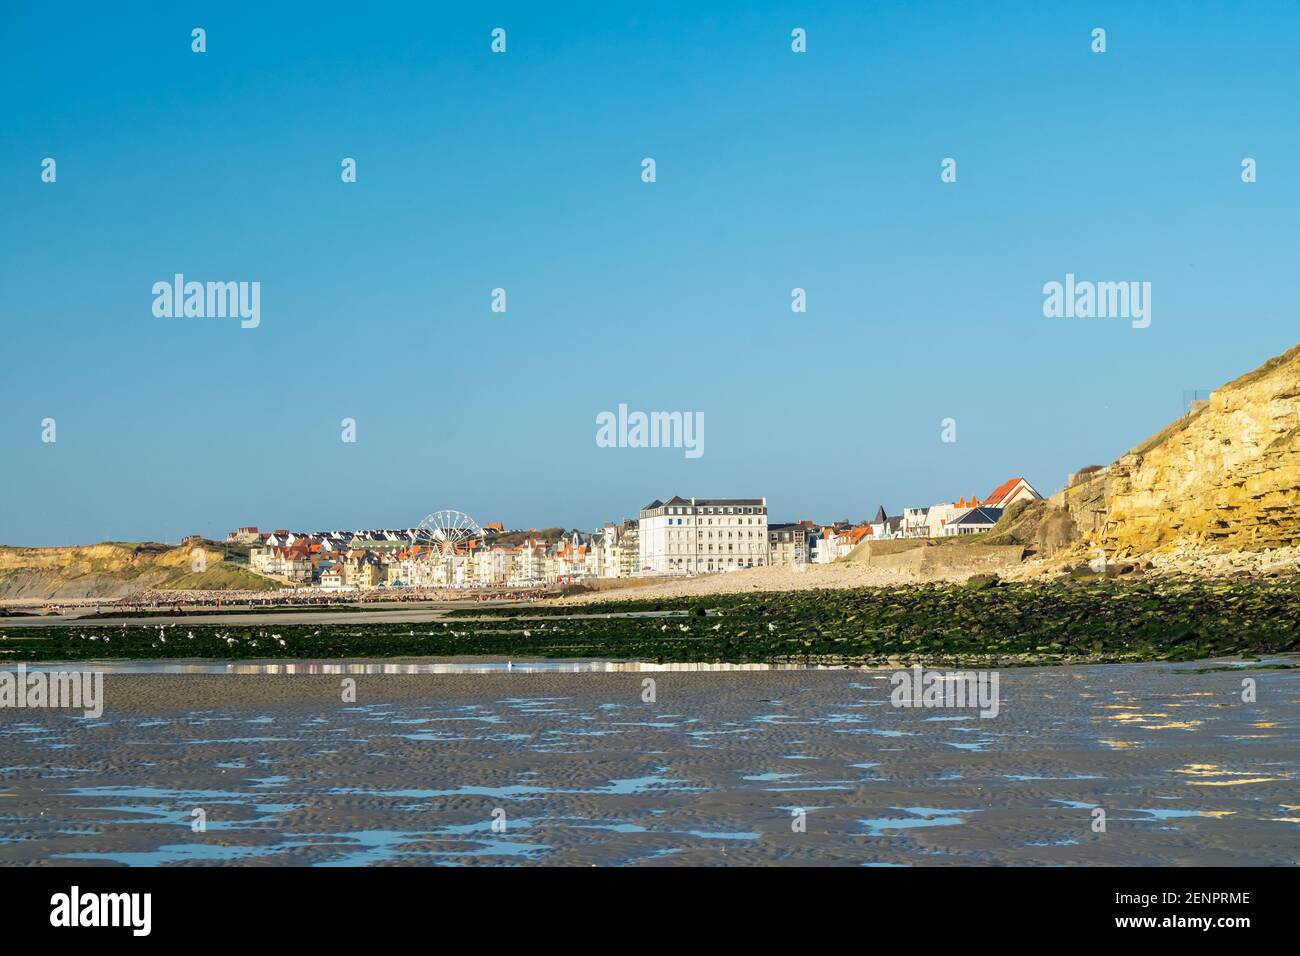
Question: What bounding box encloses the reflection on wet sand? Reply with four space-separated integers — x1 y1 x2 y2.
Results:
0 658 1296 866
26 660 860 675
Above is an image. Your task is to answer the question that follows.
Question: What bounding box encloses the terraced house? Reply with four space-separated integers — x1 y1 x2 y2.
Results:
249 542 312 582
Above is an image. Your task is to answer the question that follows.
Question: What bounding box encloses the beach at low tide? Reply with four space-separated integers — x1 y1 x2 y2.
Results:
1 660 1297 866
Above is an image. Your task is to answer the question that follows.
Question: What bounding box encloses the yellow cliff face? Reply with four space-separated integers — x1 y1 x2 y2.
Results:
0 542 221 575
1080 345 1300 555
0 542 278 599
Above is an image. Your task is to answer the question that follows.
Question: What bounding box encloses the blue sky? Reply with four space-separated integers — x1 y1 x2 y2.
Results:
3 1 1298 545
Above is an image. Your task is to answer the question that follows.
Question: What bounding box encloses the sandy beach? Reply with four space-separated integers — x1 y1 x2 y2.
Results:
1 660 1296 866
559 562 941 603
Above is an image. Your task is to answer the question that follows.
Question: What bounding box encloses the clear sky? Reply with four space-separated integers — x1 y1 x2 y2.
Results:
3 1 1298 545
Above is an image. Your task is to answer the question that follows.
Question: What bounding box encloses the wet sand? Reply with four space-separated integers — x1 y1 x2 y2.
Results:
1 661 1297 866
0 602 513 629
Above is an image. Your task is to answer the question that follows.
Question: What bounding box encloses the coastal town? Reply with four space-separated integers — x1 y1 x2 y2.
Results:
231 477 1043 591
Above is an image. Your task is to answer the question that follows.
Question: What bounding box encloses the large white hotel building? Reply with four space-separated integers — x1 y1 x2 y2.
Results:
638 496 769 575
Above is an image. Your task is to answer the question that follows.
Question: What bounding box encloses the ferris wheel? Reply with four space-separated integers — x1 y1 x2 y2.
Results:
414 510 486 557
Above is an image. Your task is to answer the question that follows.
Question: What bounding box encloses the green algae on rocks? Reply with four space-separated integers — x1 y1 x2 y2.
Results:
4 579 1297 666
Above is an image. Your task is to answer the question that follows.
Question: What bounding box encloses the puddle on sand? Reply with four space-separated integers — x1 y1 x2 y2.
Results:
1125 807 1235 821
67 785 268 802
78 803 299 829
680 830 760 841
860 807 982 836
327 783 550 800
324 769 698 801
58 829 554 867
56 843 289 866
1052 799 1101 810
571 822 651 834
634 848 681 862
312 828 551 866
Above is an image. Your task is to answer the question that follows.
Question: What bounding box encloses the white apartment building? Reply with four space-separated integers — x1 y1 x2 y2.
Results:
511 540 548 584
638 496 769 575
473 547 512 586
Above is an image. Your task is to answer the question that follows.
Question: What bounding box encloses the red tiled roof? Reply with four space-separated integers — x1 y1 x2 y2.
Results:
983 477 1026 507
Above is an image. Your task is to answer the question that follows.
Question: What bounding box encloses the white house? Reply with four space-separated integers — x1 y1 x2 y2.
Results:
981 477 1042 510
902 507 931 538
924 499 979 538
320 564 347 590
943 506 1005 536
813 524 870 563
869 506 903 540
